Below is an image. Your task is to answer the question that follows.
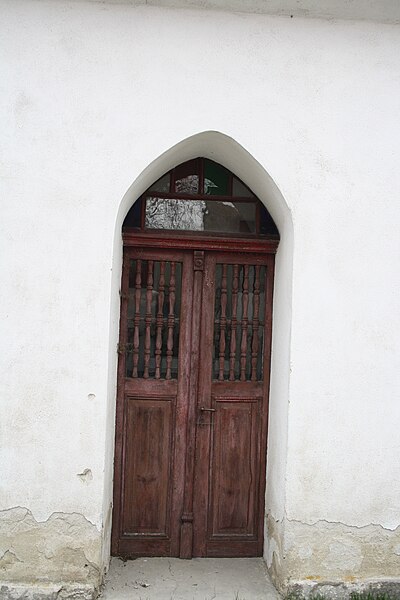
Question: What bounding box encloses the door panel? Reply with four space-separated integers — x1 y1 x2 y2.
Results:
193 252 274 557
122 397 174 536
112 248 193 557
210 397 260 537
112 246 274 558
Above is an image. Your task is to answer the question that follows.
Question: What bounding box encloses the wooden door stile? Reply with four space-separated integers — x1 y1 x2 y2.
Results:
255 252 275 554
192 252 218 556
169 251 193 556
179 250 205 558
111 252 131 556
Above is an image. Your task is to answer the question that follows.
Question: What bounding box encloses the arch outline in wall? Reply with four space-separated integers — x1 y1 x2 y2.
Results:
103 131 293 575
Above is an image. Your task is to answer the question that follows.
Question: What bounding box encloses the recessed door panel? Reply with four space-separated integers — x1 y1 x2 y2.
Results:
210 398 260 538
122 397 174 536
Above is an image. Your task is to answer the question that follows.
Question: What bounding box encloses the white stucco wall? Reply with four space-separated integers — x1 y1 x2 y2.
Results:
1 0 399 593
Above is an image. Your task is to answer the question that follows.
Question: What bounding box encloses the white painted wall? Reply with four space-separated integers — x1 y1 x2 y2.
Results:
1 0 399 589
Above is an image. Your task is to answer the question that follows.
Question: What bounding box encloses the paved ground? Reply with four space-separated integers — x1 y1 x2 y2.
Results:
100 557 281 600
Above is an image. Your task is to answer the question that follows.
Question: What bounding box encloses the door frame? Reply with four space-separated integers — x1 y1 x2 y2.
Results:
111 230 278 558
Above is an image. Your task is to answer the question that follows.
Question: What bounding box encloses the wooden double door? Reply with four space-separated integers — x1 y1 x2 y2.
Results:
112 243 275 558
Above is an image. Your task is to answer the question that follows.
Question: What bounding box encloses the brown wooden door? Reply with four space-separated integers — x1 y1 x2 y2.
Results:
112 245 274 559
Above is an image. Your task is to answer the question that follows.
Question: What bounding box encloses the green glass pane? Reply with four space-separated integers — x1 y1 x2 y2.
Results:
204 159 230 196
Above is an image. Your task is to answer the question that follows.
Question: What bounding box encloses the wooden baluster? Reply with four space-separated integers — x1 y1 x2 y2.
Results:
240 264 249 381
166 262 176 380
218 264 228 380
143 260 154 378
229 264 239 381
251 265 261 381
155 261 165 379
132 259 142 378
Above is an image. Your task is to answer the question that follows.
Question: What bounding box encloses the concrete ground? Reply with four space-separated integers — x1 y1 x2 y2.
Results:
100 557 281 600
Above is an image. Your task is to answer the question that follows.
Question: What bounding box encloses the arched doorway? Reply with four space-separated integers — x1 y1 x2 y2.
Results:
111 157 280 559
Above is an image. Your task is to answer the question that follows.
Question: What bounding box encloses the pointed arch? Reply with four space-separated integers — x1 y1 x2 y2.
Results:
103 131 293 573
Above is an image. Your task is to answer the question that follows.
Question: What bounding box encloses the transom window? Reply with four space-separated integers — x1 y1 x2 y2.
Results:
123 158 279 237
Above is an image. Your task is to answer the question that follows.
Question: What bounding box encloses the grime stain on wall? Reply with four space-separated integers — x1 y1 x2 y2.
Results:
0 507 102 599
266 514 400 597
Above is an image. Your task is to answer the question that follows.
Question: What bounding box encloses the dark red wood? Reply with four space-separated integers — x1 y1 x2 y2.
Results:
123 230 279 254
132 259 142 378
144 191 257 202
155 261 165 379
111 252 130 556
192 252 273 557
143 260 154 378
122 396 174 535
218 264 228 381
166 262 176 380
229 264 239 381
210 398 260 536
240 264 249 381
112 240 276 559
179 249 205 558
112 248 193 558
251 265 261 381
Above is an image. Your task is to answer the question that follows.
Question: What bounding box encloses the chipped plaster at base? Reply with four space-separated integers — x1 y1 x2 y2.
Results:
266 515 400 597
0 507 102 599
265 513 285 589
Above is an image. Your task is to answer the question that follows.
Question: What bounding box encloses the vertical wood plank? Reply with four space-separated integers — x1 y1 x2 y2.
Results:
111 250 131 555
179 250 205 558
143 260 154 378
240 264 249 381
191 252 215 557
171 253 194 556
132 259 142 378
256 256 275 555
229 264 239 381
155 261 166 379
166 262 176 380
251 265 261 381
218 264 228 381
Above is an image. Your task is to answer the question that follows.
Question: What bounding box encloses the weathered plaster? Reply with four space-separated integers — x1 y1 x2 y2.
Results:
1 0 400 592
266 515 400 597
264 513 285 587
0 507 102 599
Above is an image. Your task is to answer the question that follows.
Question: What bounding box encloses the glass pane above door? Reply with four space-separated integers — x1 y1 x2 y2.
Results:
145 198 206 230
174 159 200 194
122 157 280 240
204 159 230 196
145 197 257 233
